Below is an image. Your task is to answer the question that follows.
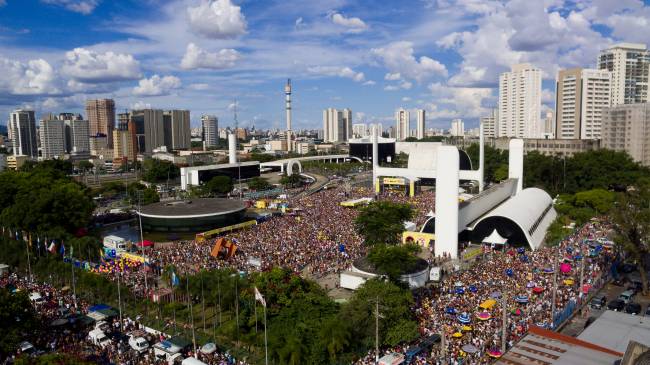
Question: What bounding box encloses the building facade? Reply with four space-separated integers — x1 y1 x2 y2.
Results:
10 109 38 158
40 119 65 160
395 108 410 141
555 68 611 140
64 119 90 158
162 110 190 150
498 63 543 138
598 43 650 106
490 137 600 157
602 103 650 166
416 109 425 140
450 119 465 137
85 99 115 147
322 108 352 143
481 109 498 138
201 115 218 148
113 128 136 165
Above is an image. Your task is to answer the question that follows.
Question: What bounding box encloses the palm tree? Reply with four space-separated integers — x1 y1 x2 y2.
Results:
319 317 351 362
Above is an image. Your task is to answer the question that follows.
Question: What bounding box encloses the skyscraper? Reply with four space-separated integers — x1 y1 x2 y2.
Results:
352 123 368 138
555 68 611 139
113 128 136 164
201 115 218 148
63 119 90 157
10 109 38 158
598 43 650 106
322 108 352 143
40 118 65 160
416 109 425 140
498 63 542 138
85 99 116 147
481 109 498 138
602 103 650 166
450 119 465 137
395 108 410 141
130 109 165 154
161 110 190 150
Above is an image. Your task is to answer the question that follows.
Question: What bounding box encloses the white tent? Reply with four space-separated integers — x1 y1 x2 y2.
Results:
482 229 507 245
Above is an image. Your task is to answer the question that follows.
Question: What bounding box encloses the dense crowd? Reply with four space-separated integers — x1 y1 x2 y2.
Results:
355 220 614 365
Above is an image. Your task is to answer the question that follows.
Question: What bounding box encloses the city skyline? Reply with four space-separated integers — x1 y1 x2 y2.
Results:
1 0 649 130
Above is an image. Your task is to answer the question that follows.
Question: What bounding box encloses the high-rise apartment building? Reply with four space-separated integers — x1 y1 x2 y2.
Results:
163 110 190 150
450 119 465 137
10 109 38 158
555 68 611 139
352 123 368 138
598 43 650 106
39 119 65 160
113 128 136 164
498 63 542 138
130 109 165 154
602 103 650 166
416 109 425 140
543 111 554 137
481 109 498 138
85 99 115 147
395 108 410 141
322 108 352 142
63 119 90 157
201 115 218 148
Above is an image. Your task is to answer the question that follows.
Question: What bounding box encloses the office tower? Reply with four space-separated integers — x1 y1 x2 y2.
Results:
395 108 410 141
602 103 650 166
130 109 164 154
85 99 115 147
543 111 554 137
201 115 218 148
450 119 465 137
322 108 352 142
9 109 38 158
555 68 611 139
416 109 425 140
387 126 395 139
481 109 498 138
352 123 368 138
498 63 542 138
113 128 136 163
163 110 190 150
598 43 650 106
63 119 90 157
39 119 65 160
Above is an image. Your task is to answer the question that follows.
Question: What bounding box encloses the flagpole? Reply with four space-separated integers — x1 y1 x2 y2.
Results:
187 276 197 355
117 271 123 333
70 245 77 309
26 235 32 283
264 302 268 365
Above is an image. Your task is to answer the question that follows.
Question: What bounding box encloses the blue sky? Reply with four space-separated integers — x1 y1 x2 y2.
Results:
1 0 650 130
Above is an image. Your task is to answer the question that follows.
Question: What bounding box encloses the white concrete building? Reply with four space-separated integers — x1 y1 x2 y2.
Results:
555 68 611 139
602 103 650 166
352 123 368 138
201 115 218 148
481 109 498 138
543 111 554 138
395 108 410 141
450 119 465 137
416 109 425 140
322 108 352 143
63 119 90 157
498 63 543 138
40 119 65 160
598 43 650 106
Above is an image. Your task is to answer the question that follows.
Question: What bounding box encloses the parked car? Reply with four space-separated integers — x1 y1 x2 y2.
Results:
608 299 625 311
612 277 627 286
625 302 642 315
619 290 636 304
645 306 650 317
590 295 607 310
621 263 636 274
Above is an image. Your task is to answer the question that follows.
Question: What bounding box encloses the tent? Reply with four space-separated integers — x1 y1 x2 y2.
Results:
482 229 507 245
137 240 154 248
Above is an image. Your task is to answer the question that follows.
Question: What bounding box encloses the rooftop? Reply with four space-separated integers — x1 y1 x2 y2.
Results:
138 198 246 218
578 310 650 353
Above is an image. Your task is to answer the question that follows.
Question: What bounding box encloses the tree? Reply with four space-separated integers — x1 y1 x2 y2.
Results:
142 159 180 183
280 173 301 188
611 184 650 295
247 177 272 191
127 183 159 205
14 353 95 365
205 176 233 196
77 160 94 173
367 244 421 282
493 164 509 182
355 201 413 246
0 289 37 358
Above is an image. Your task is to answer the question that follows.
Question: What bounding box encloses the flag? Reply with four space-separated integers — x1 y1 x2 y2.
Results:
59 243 65 256
171 271 180 287
48 241 56 254
254 286 266 307
70 245 74 258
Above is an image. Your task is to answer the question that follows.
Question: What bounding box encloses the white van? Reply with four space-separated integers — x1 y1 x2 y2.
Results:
128 334 149 353
154 341 183 365
619 290 635 304
88 329 111 349
103 235 127 253
182 358 208 365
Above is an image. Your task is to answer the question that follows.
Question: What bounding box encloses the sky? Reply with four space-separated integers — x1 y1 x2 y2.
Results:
1 0 650 131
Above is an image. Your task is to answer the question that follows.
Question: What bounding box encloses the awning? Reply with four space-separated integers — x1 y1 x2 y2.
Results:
137 240 154 247
482 229 507 245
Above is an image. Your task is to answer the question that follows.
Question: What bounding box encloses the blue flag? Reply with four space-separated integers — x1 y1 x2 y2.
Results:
59 243 65 256
171 271 180 286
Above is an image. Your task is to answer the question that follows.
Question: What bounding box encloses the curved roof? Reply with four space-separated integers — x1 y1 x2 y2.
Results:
406 145 472 171
471 188 557 250
138 198 247 219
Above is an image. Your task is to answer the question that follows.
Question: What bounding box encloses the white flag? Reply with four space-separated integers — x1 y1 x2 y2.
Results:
254 286 266 307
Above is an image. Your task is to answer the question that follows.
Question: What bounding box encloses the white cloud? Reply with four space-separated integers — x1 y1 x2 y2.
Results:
0 58 61 95
307 66 365 82
41 0 100 14
363 80 376 86
331 13 368 33
402 96 411 102
384 80 412 91
295 17 304 29
189 83 210 90
0 0 6 6
542 88 555 103
131 101 152 110
62 48 141 83
372 41 447 82
187 0 247 39
133 75 181 96
384 72 401 81
180 43 241 70
426 82 493 120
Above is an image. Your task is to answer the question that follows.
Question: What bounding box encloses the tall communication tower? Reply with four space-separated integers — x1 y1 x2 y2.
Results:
285 79 292 152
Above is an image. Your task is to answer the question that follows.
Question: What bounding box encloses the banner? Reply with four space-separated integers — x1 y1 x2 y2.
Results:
402 231 435 247
383 177 406 185
121 252 149 263
462 246 483 262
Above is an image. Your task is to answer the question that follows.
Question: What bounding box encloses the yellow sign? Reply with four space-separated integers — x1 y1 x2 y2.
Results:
461 246 483 261
121 252 149 263
196 220 258 242
383 177 406 185
402 231 435 247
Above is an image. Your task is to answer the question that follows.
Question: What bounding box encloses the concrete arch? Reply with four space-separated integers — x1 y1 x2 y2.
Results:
287 159 302 176
348 156 364 163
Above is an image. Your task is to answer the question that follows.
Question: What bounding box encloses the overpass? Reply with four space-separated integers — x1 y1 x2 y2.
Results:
260 154 363 175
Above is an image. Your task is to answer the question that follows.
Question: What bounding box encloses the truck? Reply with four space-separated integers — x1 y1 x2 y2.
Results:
128 331 150 353
154 340 184 365
103 235 127 254
181 358 208 365
429 267 442 282
88 329 111 349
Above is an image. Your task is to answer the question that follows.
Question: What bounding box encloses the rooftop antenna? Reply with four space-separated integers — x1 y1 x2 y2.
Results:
234 99 242 199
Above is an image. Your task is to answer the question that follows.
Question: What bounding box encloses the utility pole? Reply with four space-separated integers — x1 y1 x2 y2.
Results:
551 248 559 328
375 296 380 365
234 100 242 200
117 272 123 332
440 325 447 365
70 245 77 309
25 236 32 283
501 291 507 353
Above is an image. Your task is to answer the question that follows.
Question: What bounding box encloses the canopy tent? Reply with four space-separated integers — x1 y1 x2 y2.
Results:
482 229 507 245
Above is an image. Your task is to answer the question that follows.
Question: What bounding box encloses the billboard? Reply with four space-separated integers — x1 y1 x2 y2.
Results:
402 231 435 247
383 177 406 185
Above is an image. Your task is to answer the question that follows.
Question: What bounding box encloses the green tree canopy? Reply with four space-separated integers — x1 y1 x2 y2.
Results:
367 244 421 282
355 201 413 246
205 175 233 196
142 159 180 183
280 173 301 188
0 289 37 358
247 177 272 191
